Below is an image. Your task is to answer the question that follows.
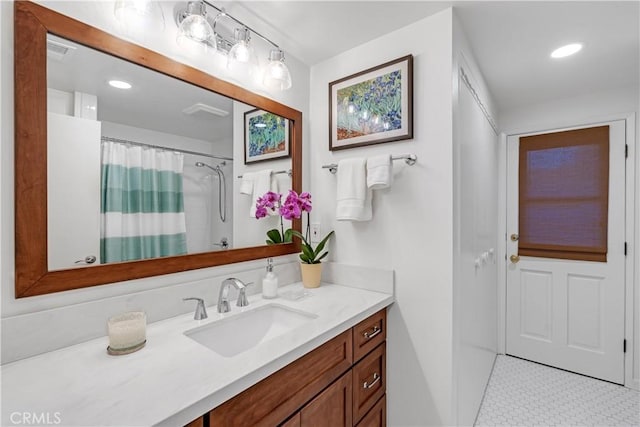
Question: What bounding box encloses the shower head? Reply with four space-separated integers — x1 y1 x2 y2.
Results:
196 161 226 171
195 161 217 171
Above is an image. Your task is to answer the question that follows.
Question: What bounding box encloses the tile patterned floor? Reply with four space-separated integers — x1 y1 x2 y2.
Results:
475 355 640 426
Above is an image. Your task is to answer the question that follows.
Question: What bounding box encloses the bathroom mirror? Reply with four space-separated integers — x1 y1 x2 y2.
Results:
14 1 302 297
45 34 294 271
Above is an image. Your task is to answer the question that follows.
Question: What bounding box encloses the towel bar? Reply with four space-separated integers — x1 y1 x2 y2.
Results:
238 169 292 179
322 154 417 174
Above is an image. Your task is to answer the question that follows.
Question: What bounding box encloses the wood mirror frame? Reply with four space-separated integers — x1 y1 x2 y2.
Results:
14 1 302 298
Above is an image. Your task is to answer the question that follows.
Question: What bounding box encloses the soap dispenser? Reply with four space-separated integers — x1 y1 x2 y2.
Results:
262 258 278 299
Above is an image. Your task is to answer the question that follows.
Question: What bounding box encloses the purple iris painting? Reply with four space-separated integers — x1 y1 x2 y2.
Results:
336 70 402 140
329 55 413 151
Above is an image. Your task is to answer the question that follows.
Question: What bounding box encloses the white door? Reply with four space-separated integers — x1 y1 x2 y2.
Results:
48 112 102 270
506 121 626 384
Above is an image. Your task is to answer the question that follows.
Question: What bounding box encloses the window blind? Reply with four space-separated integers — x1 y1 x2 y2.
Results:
518 126 609 262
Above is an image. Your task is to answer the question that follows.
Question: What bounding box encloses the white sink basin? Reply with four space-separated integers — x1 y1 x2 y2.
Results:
184 304 317 357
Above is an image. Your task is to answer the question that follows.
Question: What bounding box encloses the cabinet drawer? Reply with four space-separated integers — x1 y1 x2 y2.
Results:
353 309 386 362
355 395 386 427
211 329 353 427
352 343 386 424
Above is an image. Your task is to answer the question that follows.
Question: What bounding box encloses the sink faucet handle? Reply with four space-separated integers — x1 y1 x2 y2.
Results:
236 283 253 307
183 297 208 320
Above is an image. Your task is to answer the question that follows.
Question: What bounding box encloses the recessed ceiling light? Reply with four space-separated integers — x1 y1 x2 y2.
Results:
108 80 132 89
551 43 582 59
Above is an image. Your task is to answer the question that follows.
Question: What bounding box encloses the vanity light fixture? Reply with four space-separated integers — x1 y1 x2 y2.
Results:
264 49 292 90
176 1 215 47
175 0 293 90
114 0 165 32
108 80 132 89
228 27 258 72
551 43 583 58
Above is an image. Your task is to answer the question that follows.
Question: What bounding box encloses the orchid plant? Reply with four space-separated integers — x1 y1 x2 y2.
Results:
255 190 334 264
255 190 311 244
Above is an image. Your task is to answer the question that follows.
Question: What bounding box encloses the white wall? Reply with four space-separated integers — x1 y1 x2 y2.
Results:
499 86 639 390
0 0 309 354
309 9 455 425
452 13 499 426
500 86 639 134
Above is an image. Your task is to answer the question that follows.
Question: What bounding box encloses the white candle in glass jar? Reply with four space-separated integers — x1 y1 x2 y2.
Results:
107 311 146 350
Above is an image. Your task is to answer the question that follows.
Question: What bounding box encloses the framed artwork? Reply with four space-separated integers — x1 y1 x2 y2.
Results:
244 109 290 164
329 54 413 151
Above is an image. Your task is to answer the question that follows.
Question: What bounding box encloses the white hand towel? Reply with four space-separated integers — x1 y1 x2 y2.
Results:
249 169 273 218
367 154 393 190
336 158 372 221
268 173 280 216
240 172 255 195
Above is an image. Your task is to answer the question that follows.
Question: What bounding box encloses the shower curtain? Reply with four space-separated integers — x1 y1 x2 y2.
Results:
100 141 188 263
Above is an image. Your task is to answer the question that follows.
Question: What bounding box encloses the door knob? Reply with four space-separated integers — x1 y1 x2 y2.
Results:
510 254 520 264
510 233 519 242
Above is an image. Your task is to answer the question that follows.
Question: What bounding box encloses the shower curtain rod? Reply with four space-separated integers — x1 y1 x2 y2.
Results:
100 136 234 161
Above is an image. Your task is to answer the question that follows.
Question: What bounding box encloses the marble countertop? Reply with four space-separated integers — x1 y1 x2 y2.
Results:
1 282 393 426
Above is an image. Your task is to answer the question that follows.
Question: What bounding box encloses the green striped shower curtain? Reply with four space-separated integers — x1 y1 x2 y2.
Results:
101 141 188 263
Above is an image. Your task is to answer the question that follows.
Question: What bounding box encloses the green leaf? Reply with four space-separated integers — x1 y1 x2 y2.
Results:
266 229 282 244
316 251 329 262
301 245 315 262
313 241 326 258
283 228 293 243
292 229 334 263
299 254 311 264
291 230 309 246
314 231 335 257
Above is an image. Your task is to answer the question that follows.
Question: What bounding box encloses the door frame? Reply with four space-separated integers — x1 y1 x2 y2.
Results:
497 113 637 390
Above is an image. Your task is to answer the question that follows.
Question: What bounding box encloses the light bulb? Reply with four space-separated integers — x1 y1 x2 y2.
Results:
108 80 132 89
551 43 582 58
231 41 251 62
114 0 165 33
263 49 292 90
180 14 212 42
115 0 152 20
176 1 215 54
227 27 258 74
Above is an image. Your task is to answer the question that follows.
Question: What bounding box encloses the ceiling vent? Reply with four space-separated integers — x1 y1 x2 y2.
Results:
47 38 77 62
182 103 229 118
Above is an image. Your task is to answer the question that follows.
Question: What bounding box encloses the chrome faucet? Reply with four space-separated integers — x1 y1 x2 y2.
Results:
218 278 250 313
183 297 208 320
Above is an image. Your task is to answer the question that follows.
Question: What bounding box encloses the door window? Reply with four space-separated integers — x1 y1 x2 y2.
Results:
518 126 609 261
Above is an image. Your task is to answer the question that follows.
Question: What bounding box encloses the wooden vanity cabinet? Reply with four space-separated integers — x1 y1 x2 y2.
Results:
355 395 386 427
185 417 204 427
352 309 386 362
352 343 386 424
201 309 387 427
298 370 353 426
